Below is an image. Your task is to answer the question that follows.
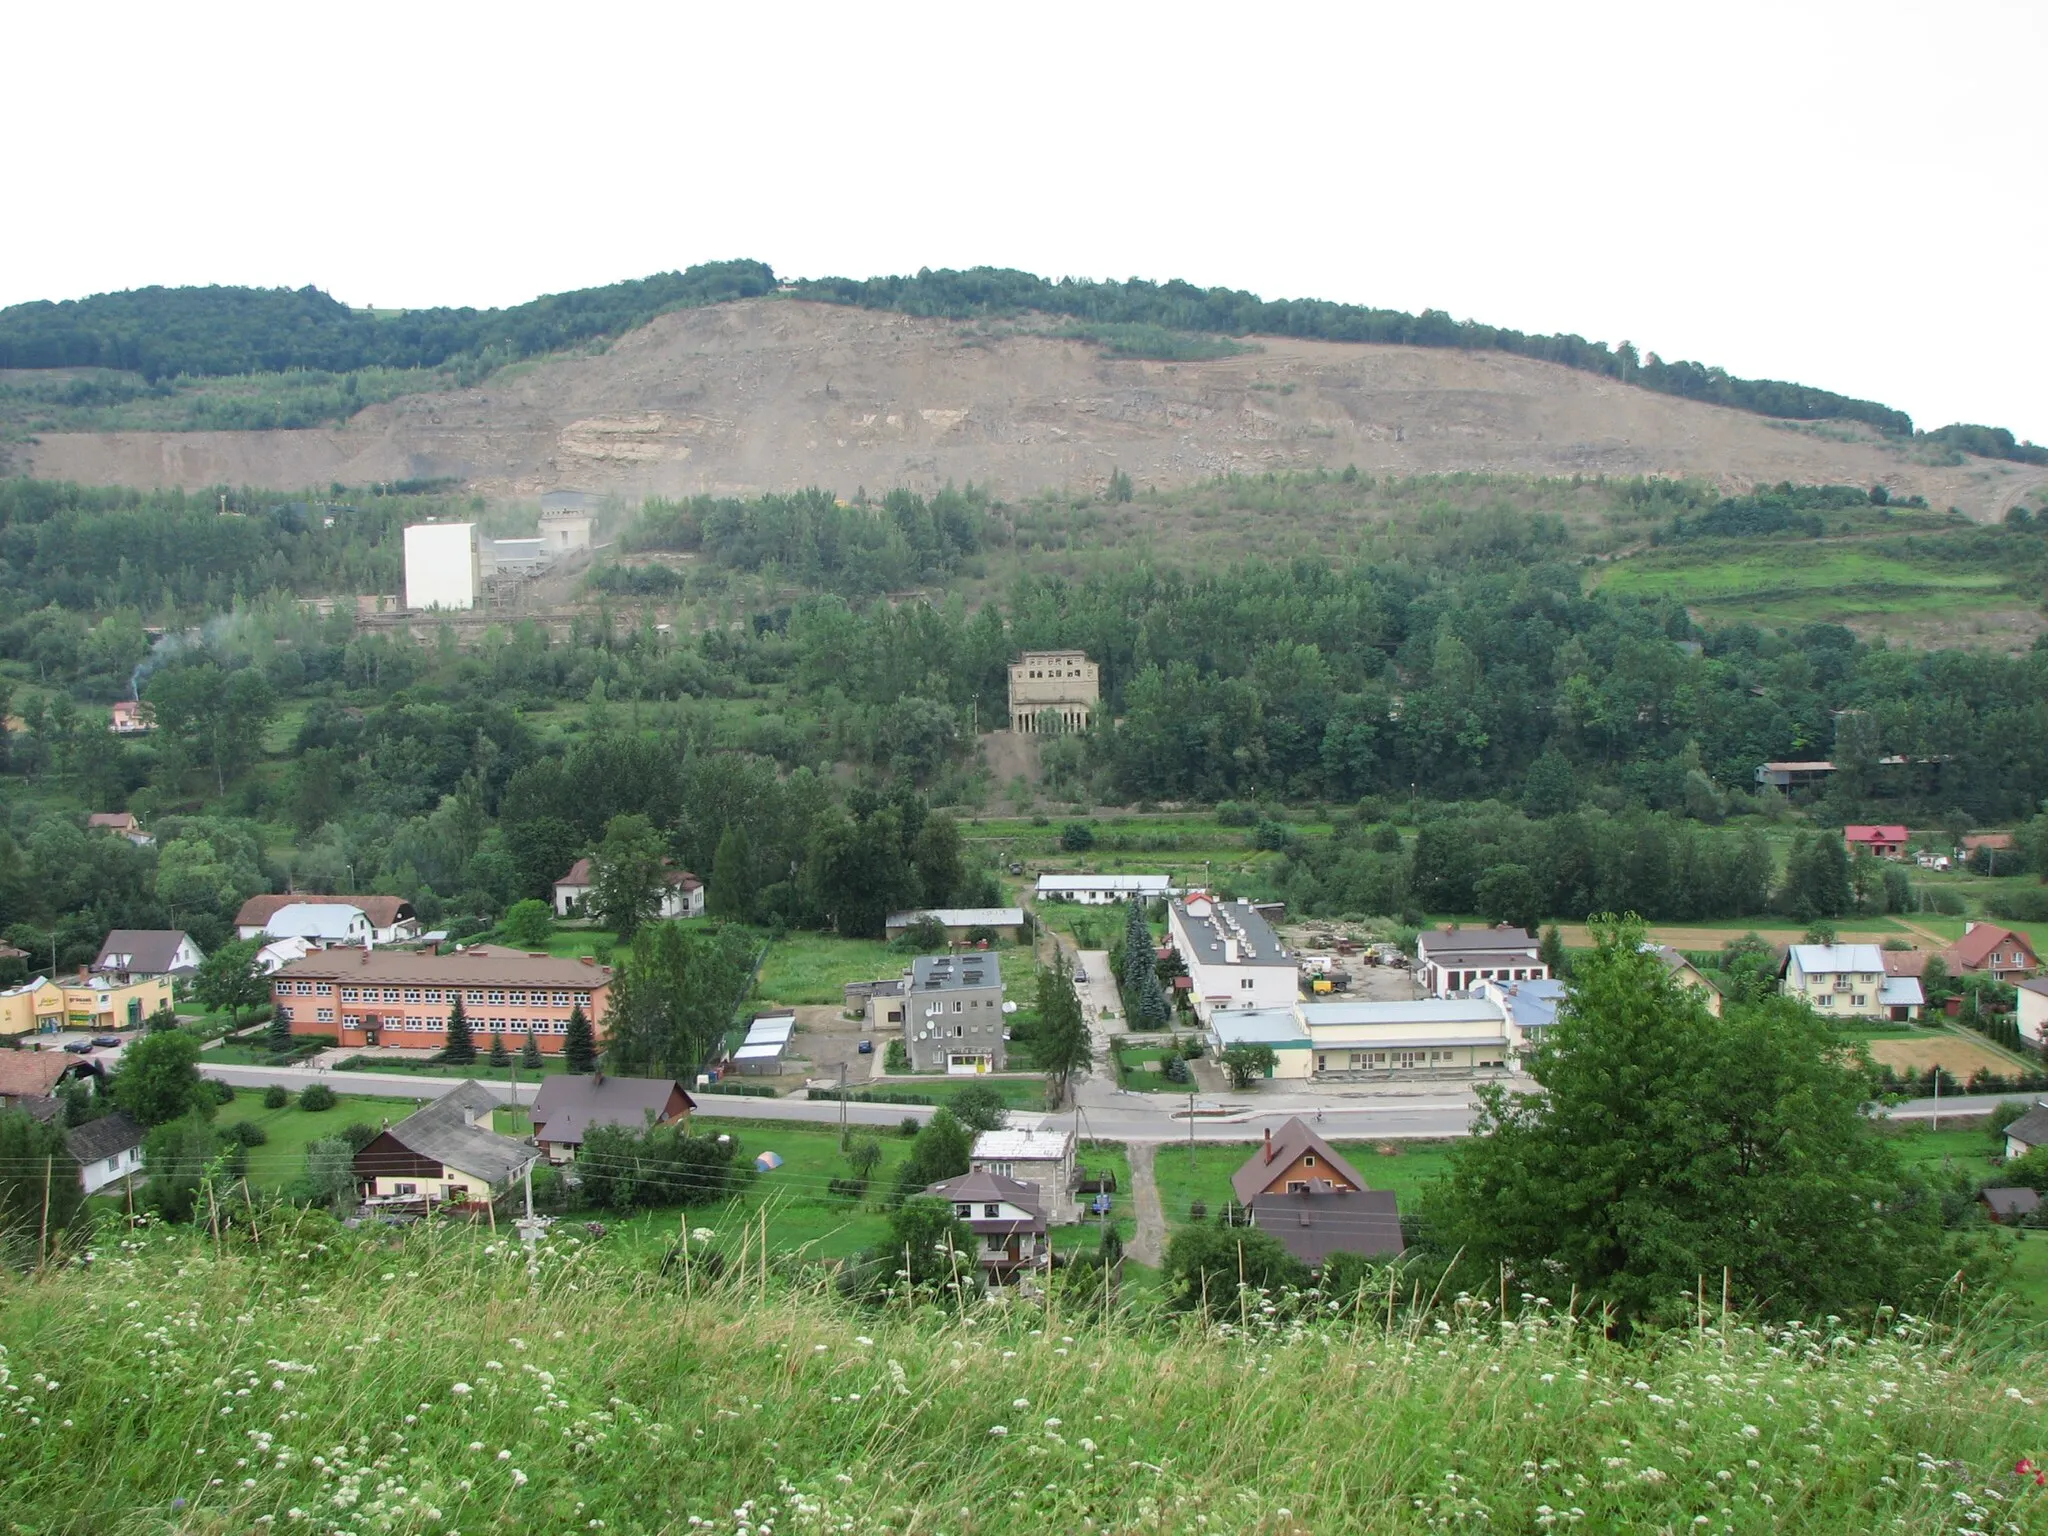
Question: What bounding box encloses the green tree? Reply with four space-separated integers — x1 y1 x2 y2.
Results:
1031 951 1093 1105
142 1115 232 1224
1161 1222 1308 1310
500 899 553 948
707 822 758 921
267 999 293 1055
1060 821 1096 852
443 995 476 1066
908 814 966 907
1538 924 1569 979
882 1194 977 1291
192 938 268 1024
1474 863 1543 934
1423 917 1954 1322
845 1130 883 1183
564 1003 597 1074
588 813 669 941
145 1002 179 1033
521 1030 543 1070
948 1083 1009 1135
894 1106 973 1197
1220 1041 1278 1088
111 1028 212 1127
302 1135 360 1215
489 1031 510 1068
0 1108 84 1258
145 662 277 795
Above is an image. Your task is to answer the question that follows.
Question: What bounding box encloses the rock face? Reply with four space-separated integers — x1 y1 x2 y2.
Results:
23 301 2046 518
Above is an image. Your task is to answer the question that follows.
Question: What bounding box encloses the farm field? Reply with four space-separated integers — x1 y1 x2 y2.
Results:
1861 1031 2028 1079
754 934 907 1006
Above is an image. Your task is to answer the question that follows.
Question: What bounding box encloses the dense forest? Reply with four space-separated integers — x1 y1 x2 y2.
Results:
1 261 2041 460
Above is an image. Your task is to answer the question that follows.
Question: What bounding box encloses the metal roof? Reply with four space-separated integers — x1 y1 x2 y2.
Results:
1212 1007 1310 1047
886 908 1025 929
1878 976 1925 1007
909 953 1004 992
972 1128 1073 1162
1298 999 1502 1028
265 902 369 940
1171 895 1293 969
744 1016 795 1046
1036 873 1169 892
1415 926 1538 959
1785 944 1887 974
377 1081 535 1186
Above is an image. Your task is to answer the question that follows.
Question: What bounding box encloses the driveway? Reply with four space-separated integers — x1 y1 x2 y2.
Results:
1123 1140 1168 1266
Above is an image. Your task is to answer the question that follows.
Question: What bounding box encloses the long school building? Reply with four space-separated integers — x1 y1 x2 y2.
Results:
271 946 613 1053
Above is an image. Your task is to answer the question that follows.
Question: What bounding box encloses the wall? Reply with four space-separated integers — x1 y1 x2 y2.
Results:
403 522 481 611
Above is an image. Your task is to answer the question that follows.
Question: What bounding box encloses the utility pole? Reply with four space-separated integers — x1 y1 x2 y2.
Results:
1188 1088 1196 1173
518 1159 541 1278
1932 1067 1941 1133
838 1061 848 1142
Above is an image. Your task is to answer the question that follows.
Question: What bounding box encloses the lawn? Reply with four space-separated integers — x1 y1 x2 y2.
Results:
754 934 903 1007
854 1076 1054 1111
214 1090 420 1193
1594 540 2018 630
1885 1122 2003 1182
1150 1138 1458 1230
1113 1044 1193 1093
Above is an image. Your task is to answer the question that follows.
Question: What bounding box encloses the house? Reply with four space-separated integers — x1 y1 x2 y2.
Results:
730 1013 795 1076
901 954 1007 1073
971 1126 1078 1223
845 977 904 1027
1007 650 1099 735
1211 1007 1315 1080
93 930 204 982
927 1169 1050 1280
1034 872 1171 905
0 1051 100 1108
1753 760 1835 794
550 857 704 920
884 907 1027 944
354 1080 536 1209
109 700 155 735
2006 1103 2048 1161
1230 1119 1405 1267
2018 978 2048 1049
1643 945 1723 1016
1470 976 1569 1055
1979 1187 2041 1224
1944 923 2039 983
1878 975 1926 1022
1843 825 1910 859
1298 999 1512 1078
1780 944 1888 1020
235 894 421 946
1963 833 2015 854
64 1111 147 1197
270 946 613 1054
1166 893 1298 1024
57 972 174 1033
1414 926 1547 998
263 902 374 947
86 812 154 847
255 936 314 975
529 1073 694 1163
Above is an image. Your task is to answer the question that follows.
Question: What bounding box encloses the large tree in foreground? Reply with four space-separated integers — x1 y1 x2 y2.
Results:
1422 916 1955 1323
1031 950 1093 1106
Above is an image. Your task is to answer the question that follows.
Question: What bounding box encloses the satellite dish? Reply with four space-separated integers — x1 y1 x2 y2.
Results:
1001 1000 1018 1014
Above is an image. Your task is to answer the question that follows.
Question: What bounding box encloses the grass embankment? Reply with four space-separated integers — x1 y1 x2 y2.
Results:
4 1229 2046 1533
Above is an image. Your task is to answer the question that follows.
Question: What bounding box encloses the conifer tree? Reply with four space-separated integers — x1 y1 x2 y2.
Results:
564 1004 597 1074
489 1030 510 1068
443 996 476 1065
522 1031 543 1070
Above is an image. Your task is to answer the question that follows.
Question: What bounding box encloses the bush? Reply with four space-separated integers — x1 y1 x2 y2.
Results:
226 1119 268 1147
500 898 555 948
1989 889 2048 923
1060 821 1096 852
298 1083 337 1111
900 1116 922 1138
827 1176 869 1200
337 1121 380 1152
885 1039 910 1071
262 1084 290 1109
212 1079 236 1103
1189 1199 1208 1222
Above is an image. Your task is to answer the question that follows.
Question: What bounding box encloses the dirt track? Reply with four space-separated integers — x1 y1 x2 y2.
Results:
24 301 2045 519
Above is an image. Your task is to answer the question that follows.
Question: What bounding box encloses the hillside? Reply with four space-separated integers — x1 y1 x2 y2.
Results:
22 299 2047 518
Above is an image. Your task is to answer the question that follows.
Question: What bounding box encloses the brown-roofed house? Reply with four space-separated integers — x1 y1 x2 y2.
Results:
86 812 154 846
354 1080 536 1210
1232 1118 1405 1267
0 1051 99 1106
529 1073 694 1162
93 930 205 981
1944 923 2039 982
1979 1187 2042 1224
234 894 420 946
926 1168 1050 1280
551 858 703 920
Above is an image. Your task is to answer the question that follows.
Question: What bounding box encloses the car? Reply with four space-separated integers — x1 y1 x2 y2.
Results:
91 1035 124 1049
61 1039 95 1054
1074 967 1088 983
857 1040 874 1054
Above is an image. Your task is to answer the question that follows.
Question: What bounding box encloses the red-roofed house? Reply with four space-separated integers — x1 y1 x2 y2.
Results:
1843 825 1909 859
551 858 703 920
1943 923 2039 982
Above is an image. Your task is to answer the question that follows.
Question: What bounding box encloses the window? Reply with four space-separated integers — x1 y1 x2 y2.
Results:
105 1156 118 1173
395 1182 418 1196
1303 1154 1316 1168
317 1008 334 1023
986 1236 1007 1253
954 1203 972 1218
1240 977 1254 990
423 989 441 1003
988 1161 1012 1177
467 990 485 1005
984 1203 1001 1218
488 991 506 1005
1852 994 1868 1008
552 991 571 1006
1286 1180 1309 1194
953 1000 963 1013
341 988 359 1003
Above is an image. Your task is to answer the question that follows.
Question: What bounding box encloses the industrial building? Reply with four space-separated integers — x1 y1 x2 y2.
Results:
1165 892 1298 1024
403 522 483 611
1007 650 1098 734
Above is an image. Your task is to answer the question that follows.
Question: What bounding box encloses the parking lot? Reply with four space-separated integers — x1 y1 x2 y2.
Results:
9 1028 136 1063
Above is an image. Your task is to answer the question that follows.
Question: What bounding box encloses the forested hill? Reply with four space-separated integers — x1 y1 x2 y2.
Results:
2 262 2042 466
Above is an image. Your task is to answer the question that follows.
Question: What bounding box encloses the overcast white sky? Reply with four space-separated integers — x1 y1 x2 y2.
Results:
10 1 2044 439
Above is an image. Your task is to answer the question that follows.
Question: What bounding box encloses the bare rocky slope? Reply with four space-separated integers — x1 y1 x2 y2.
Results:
23 300 2045 517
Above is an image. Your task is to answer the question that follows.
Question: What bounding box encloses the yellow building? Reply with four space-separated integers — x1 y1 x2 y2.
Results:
0 973 172 1036
0 978 67 1037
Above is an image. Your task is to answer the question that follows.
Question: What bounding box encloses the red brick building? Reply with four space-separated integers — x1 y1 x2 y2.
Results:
270 946 613 1053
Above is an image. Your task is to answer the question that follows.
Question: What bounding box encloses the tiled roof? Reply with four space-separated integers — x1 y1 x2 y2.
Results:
1947 924 2035 971
273 947 611 988
0 1053 80 1098
1231 1118 1368 1205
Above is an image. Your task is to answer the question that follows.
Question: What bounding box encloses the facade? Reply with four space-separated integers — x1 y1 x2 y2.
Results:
109 700 156 735
1780 944 1888 1020
0 978 66 1037
1645 945 1723 1016
402 521 482 612
1878 976 1925 1022
846 977 904 1028
236 894 420 946
2003 1103 2048 1162
355 1080 535 1209
2019 979 2048 1049
1211 1007 1315 1079
65 1110 147 1197
901 954 1006 1073
1166 893 1298 1024
1006 650 1098 734
971 1126 1078 1224
551 858 704 920
270 946 613 1054
1231 1119 1404 1267
529 1073 694 1163
884 907 1026 944
1844 824 1909 859
87 812 153 846
1298 999 1511 1078
538 492 600 555
93 930 204 981
1035 872 1170 905
58 973 173 1033
1944 922 2039 982
1413 926 1546 998
927 1169 1050 1280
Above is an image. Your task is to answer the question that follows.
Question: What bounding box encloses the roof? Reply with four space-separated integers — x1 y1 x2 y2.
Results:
926 1169 1046 1228
2005 1105 2048 1150
552 857 697 892
235 893 415 930
64 1109 145 1165
972 1127 1074 1163
1785 944 1886 975
1231 1118 1369 1205
382 1081 534 1185
1759 760 1836 772
1249 1190 1405 1265
1879 976 1925 1008
1035 873 1169 893
743 1016 795 1047
1884 950 1929 977
1212 1008 1310 1047
1416 926 1538 959
1298 999 1504 1029
885 908 1025 930
265 902 369 940
529 1075 692 1147
555 858 594 888
1844 824 1909 842
1981 1187 2043 1218
1948 923 2036 971
2021 977 2048 998
908 953 1003 993
272 947 612 988
1171 895 1292 970
1963 833 2014 850
93 930 197 975
1475 976 1568 1029
0 1053 83 1098
732 1042 788 1061
86 812 140 830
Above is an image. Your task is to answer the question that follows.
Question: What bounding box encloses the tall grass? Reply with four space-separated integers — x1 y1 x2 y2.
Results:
3 1213 2045 1532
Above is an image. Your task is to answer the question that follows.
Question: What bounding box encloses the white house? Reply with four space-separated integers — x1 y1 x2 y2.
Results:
1780 944 1888 1020
92 930 205 982
254 935 314 975
1470 975 1568 1060
1166 893 1299 1025
552 858 704 920
235 895 420 947
2004 1102 2048 1162
971 1125 1078 1223
926 1169 1050 1281
1035 872 1171 905
65 1110 146 1196
1297 998 1512 1078
1414 926 1547 997
2019 979 2048 1049
264 902 374 947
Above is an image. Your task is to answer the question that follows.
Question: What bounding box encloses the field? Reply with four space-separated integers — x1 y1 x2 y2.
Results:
7 1227 2043 1534
754 934 905 1007
1861 1032 2025 1079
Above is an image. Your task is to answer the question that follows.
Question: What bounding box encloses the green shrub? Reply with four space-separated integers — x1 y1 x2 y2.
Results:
263 1084 290 1109
1989 888 2048 923
298 1083 337 1111
226 1119 268 1147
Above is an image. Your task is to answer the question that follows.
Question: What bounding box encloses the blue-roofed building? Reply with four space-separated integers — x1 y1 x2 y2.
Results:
1471 976 1568 1059
1209 1006 1314 1079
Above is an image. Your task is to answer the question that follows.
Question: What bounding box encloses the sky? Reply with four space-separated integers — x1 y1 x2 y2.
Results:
9 0 2045 440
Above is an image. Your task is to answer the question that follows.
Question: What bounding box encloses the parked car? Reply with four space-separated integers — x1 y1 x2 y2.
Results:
61 1039 95 1054
857 1039 874 1054
1074 967 1089 983
90 1035 124 1048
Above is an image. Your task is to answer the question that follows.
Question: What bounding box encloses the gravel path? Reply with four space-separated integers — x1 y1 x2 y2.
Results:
1123 1139 1168 1267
